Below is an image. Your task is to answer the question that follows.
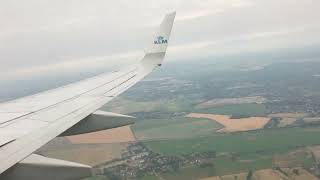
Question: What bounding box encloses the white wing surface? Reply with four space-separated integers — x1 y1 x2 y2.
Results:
0 12 176 178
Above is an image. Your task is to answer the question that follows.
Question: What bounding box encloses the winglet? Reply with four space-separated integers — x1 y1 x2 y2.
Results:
141 12 176 71
2 154 92 180
147 12 176 54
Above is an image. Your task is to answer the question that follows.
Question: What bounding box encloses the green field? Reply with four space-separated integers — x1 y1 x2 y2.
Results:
161 166 215 180
103 97 194 114
140 166 214 180
212 155 272 175
140 152 313 179
143 127 320 156
83 176 108 180
140 127 319 176
195 103 269 117
132 117 223 140
140 175 159 180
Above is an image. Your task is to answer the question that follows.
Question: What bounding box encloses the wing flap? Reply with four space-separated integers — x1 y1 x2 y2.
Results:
0 137 15 148
0 113 28 125
1 154 92 180
60 111 135 136
0 119 49 139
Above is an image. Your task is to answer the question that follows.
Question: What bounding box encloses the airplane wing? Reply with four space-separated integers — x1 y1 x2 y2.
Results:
0 12 176 180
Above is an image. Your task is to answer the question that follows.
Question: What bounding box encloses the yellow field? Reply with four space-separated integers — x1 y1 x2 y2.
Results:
67 126 136 144
187 113 270 133
252 169 283 180
199 176 221 180
281 167 318 180
278 117 297 127
272 149 313 167
268 113 308 127
42 143 129 166
303 117 320 123
221 173 248 180
200 168 318 180
268 113 307 119
198 96 266 108
309 145 320 163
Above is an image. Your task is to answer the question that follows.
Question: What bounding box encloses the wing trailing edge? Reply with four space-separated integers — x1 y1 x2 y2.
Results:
1 154 92 180
60 110 135 136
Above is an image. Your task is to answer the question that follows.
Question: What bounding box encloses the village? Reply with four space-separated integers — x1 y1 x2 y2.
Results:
97 142 216 179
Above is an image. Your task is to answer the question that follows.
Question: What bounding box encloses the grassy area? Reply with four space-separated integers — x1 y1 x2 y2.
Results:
103 97 194 114
132 117 223 140
149 155 270 179
195 103 269 117
85 174 159 180
212 154 272 175
143 127 320 156
161 166 215 180
82 176 107 180
83 118 318 179
140 175 159 180
273 149 315 168
142 127 320 176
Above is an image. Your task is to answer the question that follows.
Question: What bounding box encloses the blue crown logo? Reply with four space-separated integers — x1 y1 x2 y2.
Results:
154 36 168 44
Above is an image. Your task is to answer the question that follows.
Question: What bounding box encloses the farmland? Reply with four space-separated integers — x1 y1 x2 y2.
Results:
186 113 270 132
67 126 136 144
133 126 320 179
132 117 223 140
143 127 320 156
194 103 269 118
40 142 129 166
198 96 266 108
43 60 320 179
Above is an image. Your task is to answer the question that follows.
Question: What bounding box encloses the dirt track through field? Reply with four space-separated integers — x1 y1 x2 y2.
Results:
187 113 270 132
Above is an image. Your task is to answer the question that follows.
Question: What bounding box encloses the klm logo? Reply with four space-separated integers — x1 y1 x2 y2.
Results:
154 36 168 44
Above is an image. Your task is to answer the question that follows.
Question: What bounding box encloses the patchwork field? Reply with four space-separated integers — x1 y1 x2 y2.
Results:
139 166 319 180
268 113 308 127
187 113 270 132
309 145 320 162
41 143 128 166
102 97 194 114
67 126 136 144
278 117 297 127
220 173 248 180
280 167 318 180
210 155 272 175
200 167 318 180
198 96 266 108
252 169 283 180
140 127 320 179
195 103 269 117
303 117 320 124
132 117 223 140
272 149 314 168
200 177 221 180
143 127 320 157
160 166 215 180
268 113 307 119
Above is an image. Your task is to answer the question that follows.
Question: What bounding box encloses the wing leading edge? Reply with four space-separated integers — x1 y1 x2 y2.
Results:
0 12 176 178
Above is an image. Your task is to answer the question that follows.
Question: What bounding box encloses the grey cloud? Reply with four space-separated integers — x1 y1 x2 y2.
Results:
0 0 320 81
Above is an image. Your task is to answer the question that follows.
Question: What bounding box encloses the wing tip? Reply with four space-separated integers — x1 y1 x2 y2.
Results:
167 11 176 17
140 12 176 71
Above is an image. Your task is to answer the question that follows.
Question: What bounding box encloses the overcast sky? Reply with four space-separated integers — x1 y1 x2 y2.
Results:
1 0 320 81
